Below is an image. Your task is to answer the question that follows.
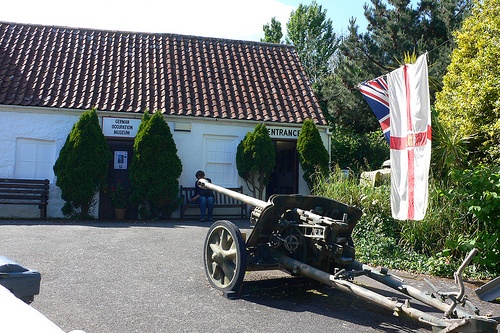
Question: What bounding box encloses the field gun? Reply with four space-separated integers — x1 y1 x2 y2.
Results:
199 179 498 333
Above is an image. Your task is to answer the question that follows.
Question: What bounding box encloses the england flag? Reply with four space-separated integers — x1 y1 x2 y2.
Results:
387 54 432 220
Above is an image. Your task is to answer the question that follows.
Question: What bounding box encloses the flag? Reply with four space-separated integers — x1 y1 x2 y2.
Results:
388 54 432 221
359 77 390 143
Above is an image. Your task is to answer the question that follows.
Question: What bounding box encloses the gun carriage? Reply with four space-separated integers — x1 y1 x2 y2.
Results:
199 179 498 333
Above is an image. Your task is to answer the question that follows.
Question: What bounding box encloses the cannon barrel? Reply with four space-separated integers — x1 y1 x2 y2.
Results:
197 178 271 209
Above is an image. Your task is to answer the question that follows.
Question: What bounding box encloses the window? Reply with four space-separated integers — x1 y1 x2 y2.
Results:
15 138 56 182
203 135 238 187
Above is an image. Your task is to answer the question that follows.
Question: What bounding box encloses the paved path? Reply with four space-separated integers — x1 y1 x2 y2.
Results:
0 220 498 333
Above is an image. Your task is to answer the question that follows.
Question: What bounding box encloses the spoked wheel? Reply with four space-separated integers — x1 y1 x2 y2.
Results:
204 220 247 293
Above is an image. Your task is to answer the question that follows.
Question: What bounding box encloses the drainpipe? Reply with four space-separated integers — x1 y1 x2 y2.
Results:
326 127 332 162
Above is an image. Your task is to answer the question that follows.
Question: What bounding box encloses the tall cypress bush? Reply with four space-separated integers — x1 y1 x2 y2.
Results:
297 119 329 190
129 111 182 218
236 124 275 200
53 108 111 218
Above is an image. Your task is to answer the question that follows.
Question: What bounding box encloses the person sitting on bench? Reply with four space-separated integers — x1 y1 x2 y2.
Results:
188 170 215 222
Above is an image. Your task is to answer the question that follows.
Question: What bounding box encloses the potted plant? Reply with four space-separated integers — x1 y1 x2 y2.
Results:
110 180 129 219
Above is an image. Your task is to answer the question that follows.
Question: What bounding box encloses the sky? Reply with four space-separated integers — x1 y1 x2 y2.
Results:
0 0 370 42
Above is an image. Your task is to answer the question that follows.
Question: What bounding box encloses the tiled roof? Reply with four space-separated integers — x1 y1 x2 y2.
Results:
0 22 326 125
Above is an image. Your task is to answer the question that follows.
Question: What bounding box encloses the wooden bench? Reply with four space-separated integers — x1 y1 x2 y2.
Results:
179 185 247 219
0 178 49 218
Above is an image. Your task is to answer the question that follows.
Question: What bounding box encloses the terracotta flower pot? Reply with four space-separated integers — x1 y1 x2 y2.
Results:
114 208 127 220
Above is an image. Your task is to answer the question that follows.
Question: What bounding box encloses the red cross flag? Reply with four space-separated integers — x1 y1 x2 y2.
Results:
387 54 431 221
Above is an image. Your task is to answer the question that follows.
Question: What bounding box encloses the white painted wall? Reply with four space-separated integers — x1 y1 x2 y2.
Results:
0 107 81 218
172 118 254 189
0 107 330 218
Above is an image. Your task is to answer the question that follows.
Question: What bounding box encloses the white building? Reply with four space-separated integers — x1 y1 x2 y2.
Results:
0 22 330 219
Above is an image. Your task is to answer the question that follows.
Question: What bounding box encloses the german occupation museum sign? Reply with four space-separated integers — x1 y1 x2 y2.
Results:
102 117 142 138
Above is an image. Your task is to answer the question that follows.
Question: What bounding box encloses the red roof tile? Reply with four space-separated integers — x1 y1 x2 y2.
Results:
0 22 326 125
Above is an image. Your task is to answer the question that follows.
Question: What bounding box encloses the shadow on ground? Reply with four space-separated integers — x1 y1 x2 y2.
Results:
235 272 431 332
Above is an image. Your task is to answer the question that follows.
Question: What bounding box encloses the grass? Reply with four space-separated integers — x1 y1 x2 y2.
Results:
312 168 498 279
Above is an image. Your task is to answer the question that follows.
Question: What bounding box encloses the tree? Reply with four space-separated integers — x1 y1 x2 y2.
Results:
436 0 500 164
330 126 389 174
316 38 379 132
261 17 283 43
297 119 329 189
136 109 151 132
360 0 470 82
236 124 275 200
322 0 471 133
129 111 183 218
53 109 111 218
416 0 472 89
286 1 338 84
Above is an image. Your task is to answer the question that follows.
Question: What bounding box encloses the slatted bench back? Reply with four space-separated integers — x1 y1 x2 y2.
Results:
0 178 49 218
179 185 246 219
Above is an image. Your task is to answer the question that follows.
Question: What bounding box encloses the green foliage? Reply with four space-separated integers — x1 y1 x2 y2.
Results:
397 167 499 277
109 180 130 209
129 111 182 218
137 110 151 133
53 109 111 218
261 17 283 43
436 0 500 164
449 166 500 273
297 119 329 189
323 0 470 132
455 166 500 229
286 1 338 84
429 0 500 274
361 0 469 87
315 53 380 131
430 109 470 179
236 124 275 200
313 166 499 279
330 126 389 174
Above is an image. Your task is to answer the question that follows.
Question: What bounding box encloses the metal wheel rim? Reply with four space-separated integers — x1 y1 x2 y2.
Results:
205 225 240 289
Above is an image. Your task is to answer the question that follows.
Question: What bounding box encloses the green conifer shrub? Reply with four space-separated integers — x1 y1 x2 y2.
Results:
53 109 111 218
129 111 182 218
236 124 275 200
297 119 329 189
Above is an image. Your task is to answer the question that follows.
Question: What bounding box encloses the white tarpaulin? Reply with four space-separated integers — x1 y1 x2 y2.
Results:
388 54 432 221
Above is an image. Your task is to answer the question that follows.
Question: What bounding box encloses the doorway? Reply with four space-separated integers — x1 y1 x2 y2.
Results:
99 139 137 219
267 140 298 198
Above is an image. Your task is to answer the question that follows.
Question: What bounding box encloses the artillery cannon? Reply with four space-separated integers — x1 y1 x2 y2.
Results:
199 179 498 333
